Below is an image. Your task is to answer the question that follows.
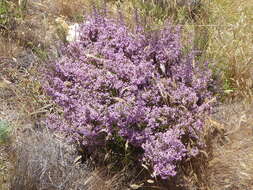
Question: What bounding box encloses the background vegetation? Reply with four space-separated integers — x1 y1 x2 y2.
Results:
0 0 252 189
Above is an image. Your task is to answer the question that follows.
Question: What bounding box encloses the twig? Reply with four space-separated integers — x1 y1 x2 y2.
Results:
0 24 8 30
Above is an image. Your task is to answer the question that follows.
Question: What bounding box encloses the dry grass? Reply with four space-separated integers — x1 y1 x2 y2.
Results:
0 36 22 58
204 0 253 100
0 0 61 122
0 145 10 190
46 0 87 21
166 0 253 100
9 126 114 190
0 54 49 123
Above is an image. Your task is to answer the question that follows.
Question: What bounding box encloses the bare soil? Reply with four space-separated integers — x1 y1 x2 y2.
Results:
209 101 253 190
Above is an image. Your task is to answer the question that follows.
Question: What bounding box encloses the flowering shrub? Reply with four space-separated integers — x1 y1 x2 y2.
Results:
44 13 213 179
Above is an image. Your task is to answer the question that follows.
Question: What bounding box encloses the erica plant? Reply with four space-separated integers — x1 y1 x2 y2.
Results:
44 12 213 179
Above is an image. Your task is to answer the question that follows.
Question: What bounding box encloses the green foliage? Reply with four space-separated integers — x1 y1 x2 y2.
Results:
104 135 144 172
0 0 23 30
0 120 10 144
32 46 49 61
0 0 9 25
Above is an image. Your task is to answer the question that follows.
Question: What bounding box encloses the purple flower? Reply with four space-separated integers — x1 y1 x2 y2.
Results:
44 13 213 179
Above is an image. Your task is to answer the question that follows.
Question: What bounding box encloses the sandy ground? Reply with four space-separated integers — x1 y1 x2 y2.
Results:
209 102 253 190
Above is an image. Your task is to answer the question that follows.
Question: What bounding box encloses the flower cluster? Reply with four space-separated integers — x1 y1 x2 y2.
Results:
44 13 213 179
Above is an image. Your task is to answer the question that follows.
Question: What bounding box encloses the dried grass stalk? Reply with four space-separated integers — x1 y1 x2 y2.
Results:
10 127 111 190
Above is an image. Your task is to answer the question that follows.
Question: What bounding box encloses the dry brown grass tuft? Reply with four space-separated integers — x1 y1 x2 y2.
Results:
9 126 114 190
0 145 11 190
0 36 22 58
47 0 87 21
0 53 49 124
0 0 64 124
